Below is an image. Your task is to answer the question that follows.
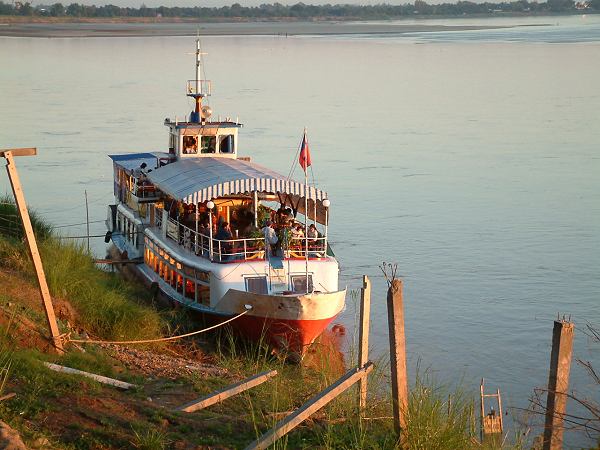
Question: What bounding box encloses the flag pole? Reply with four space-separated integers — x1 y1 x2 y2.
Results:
304 129 309 294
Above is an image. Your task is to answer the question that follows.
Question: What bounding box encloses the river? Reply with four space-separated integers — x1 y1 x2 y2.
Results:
1 14 599 448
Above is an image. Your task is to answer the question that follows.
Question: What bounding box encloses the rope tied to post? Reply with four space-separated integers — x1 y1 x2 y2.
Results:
68 308 251 346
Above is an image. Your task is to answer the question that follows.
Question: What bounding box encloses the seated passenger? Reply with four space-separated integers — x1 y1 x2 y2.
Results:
307 224 318 242
291 224 304 240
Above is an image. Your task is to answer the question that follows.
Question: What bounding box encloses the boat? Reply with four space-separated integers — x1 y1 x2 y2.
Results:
105 38 345 359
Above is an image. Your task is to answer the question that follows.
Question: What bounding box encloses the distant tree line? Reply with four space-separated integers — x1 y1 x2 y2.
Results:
1 0 597 19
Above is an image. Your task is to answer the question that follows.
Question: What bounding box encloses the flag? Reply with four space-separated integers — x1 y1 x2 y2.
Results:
299 131 312 172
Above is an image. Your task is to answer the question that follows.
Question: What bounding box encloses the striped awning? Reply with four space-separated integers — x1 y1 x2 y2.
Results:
146 157 327 205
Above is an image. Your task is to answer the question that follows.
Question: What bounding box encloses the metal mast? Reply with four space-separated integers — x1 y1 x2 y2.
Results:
187 35 211 124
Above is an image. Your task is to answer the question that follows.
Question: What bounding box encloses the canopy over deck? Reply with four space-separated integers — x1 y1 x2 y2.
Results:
145 157 327 205
109 152 168 172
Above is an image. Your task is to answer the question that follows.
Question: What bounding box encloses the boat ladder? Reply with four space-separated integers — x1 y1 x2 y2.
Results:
268 256 287 292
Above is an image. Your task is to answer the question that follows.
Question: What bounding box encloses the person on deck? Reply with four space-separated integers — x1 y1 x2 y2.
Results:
307 224 318 241
291 223 304 242
261 220 278 257
215 222 233 260
215 222 233 241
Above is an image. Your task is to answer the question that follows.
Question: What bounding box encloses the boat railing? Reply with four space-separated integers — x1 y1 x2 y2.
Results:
285 236 327 259
186 80 212 97
167 218 266 263
133 183 160 200
154 208 163 229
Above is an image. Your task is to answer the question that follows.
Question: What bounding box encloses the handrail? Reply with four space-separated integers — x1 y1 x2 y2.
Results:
167 217 265 263
163 218 328 262
287 236 327 258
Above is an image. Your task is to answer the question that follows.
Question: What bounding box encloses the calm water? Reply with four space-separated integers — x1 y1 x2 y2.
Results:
1 16 599 447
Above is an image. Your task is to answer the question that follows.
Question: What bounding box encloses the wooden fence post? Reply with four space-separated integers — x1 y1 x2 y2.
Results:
387 278 408 436
2 148 63 353
542 319 574 450
358 275 371 412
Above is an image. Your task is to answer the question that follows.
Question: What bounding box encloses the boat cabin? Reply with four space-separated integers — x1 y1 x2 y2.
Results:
164 119 241 159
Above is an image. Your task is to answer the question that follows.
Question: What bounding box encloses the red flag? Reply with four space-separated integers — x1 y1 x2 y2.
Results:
299 132 312 172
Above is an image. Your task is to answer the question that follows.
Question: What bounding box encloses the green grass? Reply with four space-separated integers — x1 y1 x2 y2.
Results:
0 194 53 242
0 198 164 342
131 427 170 450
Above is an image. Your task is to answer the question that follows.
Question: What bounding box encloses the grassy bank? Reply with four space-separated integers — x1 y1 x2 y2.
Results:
0 196 164 343
0 201 520 449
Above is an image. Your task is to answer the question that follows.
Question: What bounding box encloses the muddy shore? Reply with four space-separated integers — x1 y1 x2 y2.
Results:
0 19 512 38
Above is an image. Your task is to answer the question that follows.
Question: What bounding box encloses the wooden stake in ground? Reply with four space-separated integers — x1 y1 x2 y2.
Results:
85 189 90 253
543 319 575 450
387 278 408 436
358 274 371 412
1 147 63 353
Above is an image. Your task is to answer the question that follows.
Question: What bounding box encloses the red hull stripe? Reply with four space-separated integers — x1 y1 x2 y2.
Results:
235 315 336 351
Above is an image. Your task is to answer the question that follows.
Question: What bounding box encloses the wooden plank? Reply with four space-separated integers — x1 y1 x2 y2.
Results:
387 278 408 436
245 362 374 450
3 150 63 352
0 392 16 402
0 147 36 157
543 320 574 450
94 259 142 265
177 370 278 413
43 362 136 389
358 275 371 411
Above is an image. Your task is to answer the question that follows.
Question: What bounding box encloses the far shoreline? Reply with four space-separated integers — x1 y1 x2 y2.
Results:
0 16 551 38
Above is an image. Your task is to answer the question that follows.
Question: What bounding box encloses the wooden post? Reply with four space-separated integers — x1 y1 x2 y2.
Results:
177 370 278 413
387 278 408 436
1 148 63 352
245 362 374 450
85 189 90 253
358 275 371 412
543 319 574 450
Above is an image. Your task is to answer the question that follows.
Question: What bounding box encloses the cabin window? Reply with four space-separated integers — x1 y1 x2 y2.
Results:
219 135 234 154
185 280 196 301
195 269 210 283
176 274 183 294
246 276 268 295
182 136 198 154
198 285 210 305
201 136 216 154
291 275 313 294
169 134 176 153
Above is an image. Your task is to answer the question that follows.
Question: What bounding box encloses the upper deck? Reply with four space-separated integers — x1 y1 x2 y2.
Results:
108 37 332 266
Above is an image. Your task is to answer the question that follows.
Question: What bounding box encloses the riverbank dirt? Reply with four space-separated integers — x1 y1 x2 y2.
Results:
0 264 349 449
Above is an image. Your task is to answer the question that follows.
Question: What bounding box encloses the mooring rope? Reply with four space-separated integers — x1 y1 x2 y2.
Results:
68 309 250 345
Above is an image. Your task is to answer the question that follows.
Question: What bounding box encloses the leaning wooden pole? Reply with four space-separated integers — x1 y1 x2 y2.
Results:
177 370 278 413
2 148 63 352
542 319 574 450
245 362 374 450
387 278 408 436
358 275 371 412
